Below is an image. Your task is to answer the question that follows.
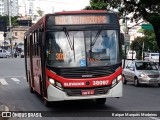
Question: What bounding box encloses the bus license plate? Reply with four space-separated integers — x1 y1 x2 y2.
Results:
81 90 94 96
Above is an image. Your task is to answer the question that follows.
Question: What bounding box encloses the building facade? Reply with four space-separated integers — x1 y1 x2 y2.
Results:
3 0 18 16
0 0 4 16
18 0 54 23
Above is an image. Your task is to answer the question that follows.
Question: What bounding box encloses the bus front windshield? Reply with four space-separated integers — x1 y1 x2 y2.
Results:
46 29 119 67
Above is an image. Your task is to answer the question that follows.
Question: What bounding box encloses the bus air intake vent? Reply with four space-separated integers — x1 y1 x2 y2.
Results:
48 63 121 78
59 64 120 78
64 86 110 96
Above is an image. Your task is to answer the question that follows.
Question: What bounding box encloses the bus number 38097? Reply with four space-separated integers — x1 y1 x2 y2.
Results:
93 80 109 86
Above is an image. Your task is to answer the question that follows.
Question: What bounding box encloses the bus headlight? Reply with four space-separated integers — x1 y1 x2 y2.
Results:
112 79 117 87
117 75 122 81
112 75 122 87
55 81 63 90
49 78 55 85
49 78 63 90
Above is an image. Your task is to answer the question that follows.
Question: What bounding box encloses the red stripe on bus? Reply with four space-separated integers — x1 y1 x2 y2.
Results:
46 67 122 88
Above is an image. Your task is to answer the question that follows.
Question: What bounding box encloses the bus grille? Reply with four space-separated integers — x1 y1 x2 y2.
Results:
47 63 121 78
58 64 120 78
64 86 110 96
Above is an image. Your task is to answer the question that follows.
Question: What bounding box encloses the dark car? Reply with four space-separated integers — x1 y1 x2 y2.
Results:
123 60 160 87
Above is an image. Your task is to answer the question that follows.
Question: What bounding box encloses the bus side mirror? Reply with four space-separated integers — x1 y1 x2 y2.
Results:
120 33 124 45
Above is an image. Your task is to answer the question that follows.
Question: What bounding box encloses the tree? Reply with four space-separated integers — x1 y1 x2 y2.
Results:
130 37 144 59
0 15 20 31
85 0 160 49
0 15 19 26
130 30 159 59
143 30 159 52
37 7 44 17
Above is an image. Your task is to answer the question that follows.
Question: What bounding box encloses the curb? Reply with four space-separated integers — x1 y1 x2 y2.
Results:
0 105 9 120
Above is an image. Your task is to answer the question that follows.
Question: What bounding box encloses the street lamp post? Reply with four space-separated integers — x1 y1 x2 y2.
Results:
7 0 13 57
123 16 129 69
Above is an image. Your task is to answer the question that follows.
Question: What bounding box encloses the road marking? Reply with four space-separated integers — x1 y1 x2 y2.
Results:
0 105 9 111
150 117 160 120
0 78 8 85
11 78 20 84
3 76 25 78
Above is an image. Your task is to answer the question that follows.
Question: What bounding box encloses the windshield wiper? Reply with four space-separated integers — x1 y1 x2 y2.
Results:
63 27 75 61
63 27 74 50
91 26 103 46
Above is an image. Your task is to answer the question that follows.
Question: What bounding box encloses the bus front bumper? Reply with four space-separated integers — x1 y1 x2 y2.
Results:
47 81 123 101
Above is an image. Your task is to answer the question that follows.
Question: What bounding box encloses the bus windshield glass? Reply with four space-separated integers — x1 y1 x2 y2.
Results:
46 29 119 67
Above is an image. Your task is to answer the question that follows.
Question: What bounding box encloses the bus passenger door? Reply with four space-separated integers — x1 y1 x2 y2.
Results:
32 31 43 95
28 34 34 92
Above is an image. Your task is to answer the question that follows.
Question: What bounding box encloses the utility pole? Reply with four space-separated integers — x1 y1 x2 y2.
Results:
7 0 13 57
123 14 129 69
142 42 144 60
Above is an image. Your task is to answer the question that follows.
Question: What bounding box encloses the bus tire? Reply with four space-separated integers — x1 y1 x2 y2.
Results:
30 85 34 93
28 74 34 93
44 99 52 107
158 84 160 87
122 75 127 84
95 98 106 105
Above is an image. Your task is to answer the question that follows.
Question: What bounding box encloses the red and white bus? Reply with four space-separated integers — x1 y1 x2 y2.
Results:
24 10 123 107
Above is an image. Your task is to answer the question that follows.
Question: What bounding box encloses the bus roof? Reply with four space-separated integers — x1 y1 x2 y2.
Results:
55 10 107 14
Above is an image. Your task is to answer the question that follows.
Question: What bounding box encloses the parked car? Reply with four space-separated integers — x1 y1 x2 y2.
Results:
144 53 159 62
0 49 11 58
122 60 160 87
5 50 11 57
127 50 136 60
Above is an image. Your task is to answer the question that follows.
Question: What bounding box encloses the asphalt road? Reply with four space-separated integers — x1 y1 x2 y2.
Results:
0 58 160 120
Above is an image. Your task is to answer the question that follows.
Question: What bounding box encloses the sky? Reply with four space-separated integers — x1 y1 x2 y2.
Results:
46 0 90 12
18 0 90 15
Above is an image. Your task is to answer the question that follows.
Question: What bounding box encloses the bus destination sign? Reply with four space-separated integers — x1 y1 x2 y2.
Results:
55 15 109 25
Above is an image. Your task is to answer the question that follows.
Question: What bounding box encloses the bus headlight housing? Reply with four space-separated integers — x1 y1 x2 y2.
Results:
112 79 117 87
49 78 55 85
49 78 63 90
55 81 63 90
112 74 122 87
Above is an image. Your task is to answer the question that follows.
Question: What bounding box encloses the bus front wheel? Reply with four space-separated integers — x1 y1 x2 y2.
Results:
44 99 52 107
122 75 127 84
28 74 34 93
29 85 34 93
95 98 106 105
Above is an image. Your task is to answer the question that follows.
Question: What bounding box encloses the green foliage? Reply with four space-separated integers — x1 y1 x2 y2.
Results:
90 0 108 10
37 10 44 16
130 37 144 60
11 16 20 26
0 15 20 27
130 30 159 59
